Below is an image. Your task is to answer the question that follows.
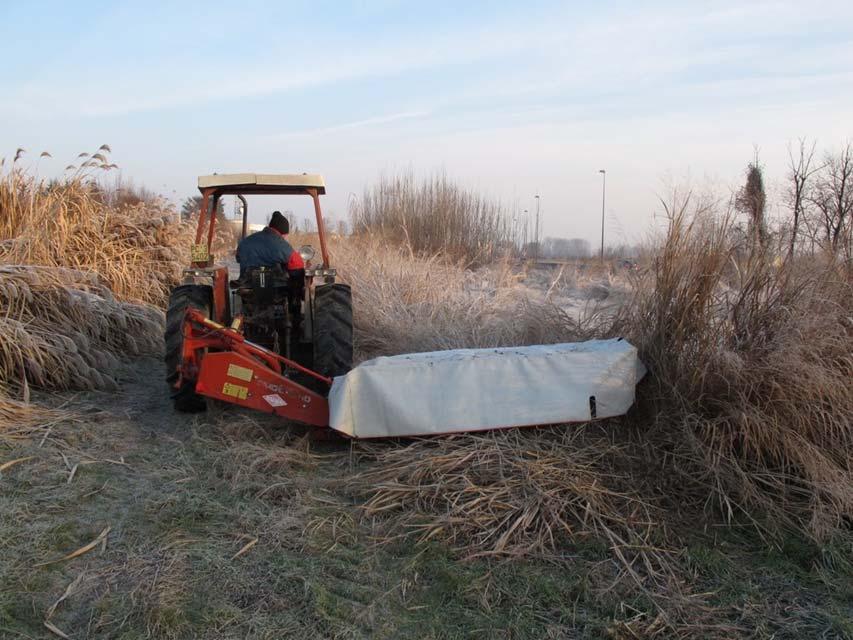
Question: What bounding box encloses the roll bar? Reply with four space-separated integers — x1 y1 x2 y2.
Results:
192 185 331 268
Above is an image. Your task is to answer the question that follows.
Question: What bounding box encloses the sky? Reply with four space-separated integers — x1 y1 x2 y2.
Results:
2 0 852 246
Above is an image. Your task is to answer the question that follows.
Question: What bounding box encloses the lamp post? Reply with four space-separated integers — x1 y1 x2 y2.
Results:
534 194 540 259
598 169 606 262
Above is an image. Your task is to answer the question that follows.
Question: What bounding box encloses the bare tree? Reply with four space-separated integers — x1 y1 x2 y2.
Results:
181 195 224 222
809 141 853 255
734 152 767 251
785 138 819 259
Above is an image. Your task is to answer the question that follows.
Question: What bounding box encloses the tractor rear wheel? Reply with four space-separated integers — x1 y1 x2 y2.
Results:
312 284 353 380
165 285 211 412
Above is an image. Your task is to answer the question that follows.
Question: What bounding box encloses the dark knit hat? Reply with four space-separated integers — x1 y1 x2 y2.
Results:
269 211 289 234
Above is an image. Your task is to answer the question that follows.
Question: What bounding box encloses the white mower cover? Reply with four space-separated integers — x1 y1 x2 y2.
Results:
328 338 646 438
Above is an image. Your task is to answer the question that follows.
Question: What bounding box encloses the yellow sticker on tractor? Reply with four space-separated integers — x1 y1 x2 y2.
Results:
191 244 209 262
222 382 248 400
227 364 253 382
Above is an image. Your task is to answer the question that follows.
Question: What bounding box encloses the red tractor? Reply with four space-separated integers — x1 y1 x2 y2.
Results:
164 174 352 427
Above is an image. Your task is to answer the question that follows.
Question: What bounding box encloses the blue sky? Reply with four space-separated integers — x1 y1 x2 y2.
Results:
2 0 852 244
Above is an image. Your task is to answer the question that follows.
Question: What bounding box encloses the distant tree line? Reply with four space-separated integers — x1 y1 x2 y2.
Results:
529 237 640 260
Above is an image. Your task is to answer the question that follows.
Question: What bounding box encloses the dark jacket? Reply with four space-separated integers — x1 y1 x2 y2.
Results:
236 227 300 277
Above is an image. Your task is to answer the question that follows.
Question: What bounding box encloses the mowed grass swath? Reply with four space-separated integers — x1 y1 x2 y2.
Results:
0 265 164 435
0 265 163 390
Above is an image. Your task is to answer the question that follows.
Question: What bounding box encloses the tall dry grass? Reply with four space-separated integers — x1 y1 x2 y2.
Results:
618 193 853 539
350 173 520 267
0 152 192 306
0 151 181 435
330 235 581 360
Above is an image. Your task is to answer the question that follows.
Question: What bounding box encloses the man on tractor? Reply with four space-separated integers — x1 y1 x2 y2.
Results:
166 174 353 413
235 210 304 277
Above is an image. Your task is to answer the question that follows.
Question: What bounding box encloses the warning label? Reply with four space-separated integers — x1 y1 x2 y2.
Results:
263 394 287 407
222 382 249 400
227 363 254 382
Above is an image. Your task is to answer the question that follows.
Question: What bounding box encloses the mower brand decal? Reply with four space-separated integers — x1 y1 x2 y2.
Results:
263 394 287 408
227 363 254 382
256 379 286 395
222 382 249 400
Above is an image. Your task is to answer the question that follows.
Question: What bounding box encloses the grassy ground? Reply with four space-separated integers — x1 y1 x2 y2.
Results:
1 358 851 639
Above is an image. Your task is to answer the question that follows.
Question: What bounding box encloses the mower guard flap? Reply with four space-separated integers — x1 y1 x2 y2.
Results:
328 338 646 438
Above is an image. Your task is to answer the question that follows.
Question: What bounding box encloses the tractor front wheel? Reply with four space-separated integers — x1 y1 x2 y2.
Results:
165 285 211 412
312 284 353 380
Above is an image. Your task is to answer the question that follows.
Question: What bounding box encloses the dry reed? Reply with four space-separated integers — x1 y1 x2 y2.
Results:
0 151 178 436
350 173 520 267
0 265 163 437
0 151 192 306
331 235 583 360
617 192 853 539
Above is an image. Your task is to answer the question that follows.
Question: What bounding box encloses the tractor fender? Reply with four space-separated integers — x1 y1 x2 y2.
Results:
180 265 230 324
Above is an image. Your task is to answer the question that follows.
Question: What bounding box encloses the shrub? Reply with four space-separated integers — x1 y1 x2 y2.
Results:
350 173 520 267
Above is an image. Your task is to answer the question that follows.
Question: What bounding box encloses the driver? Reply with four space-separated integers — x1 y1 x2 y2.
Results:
236 211 304 278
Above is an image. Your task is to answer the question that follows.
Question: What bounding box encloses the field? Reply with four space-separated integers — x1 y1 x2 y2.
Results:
1 160 852 639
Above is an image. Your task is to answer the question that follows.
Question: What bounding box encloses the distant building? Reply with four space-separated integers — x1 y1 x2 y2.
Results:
227 219 264 234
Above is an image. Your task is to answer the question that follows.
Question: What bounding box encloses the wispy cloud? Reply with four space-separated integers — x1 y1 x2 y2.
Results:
272 110 430 139
5 1 851 119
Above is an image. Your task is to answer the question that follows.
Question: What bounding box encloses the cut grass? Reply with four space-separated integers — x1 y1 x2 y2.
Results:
1 360 851 639
0 265 163 437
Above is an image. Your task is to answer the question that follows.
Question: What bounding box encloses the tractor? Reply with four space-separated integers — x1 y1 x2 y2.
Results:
164 174 353 424
163 174 646 438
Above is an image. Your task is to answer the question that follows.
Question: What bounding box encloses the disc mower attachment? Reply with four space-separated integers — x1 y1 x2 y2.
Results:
327 338 647 438
177 309 647 439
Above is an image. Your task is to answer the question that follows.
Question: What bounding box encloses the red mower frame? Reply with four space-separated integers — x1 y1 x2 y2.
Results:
180 308 331 427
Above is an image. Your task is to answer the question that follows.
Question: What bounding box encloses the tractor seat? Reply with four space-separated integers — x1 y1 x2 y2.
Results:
230 267 289 289
231 267 290 305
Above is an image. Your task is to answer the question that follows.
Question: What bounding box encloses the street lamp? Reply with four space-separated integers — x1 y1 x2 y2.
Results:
534 194 540 259
598 170 606 262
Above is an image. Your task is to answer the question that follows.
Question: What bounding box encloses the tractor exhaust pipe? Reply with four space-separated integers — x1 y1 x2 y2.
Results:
238 195 248 239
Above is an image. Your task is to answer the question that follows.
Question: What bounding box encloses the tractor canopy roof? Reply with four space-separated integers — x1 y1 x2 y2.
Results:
197 173 325 195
